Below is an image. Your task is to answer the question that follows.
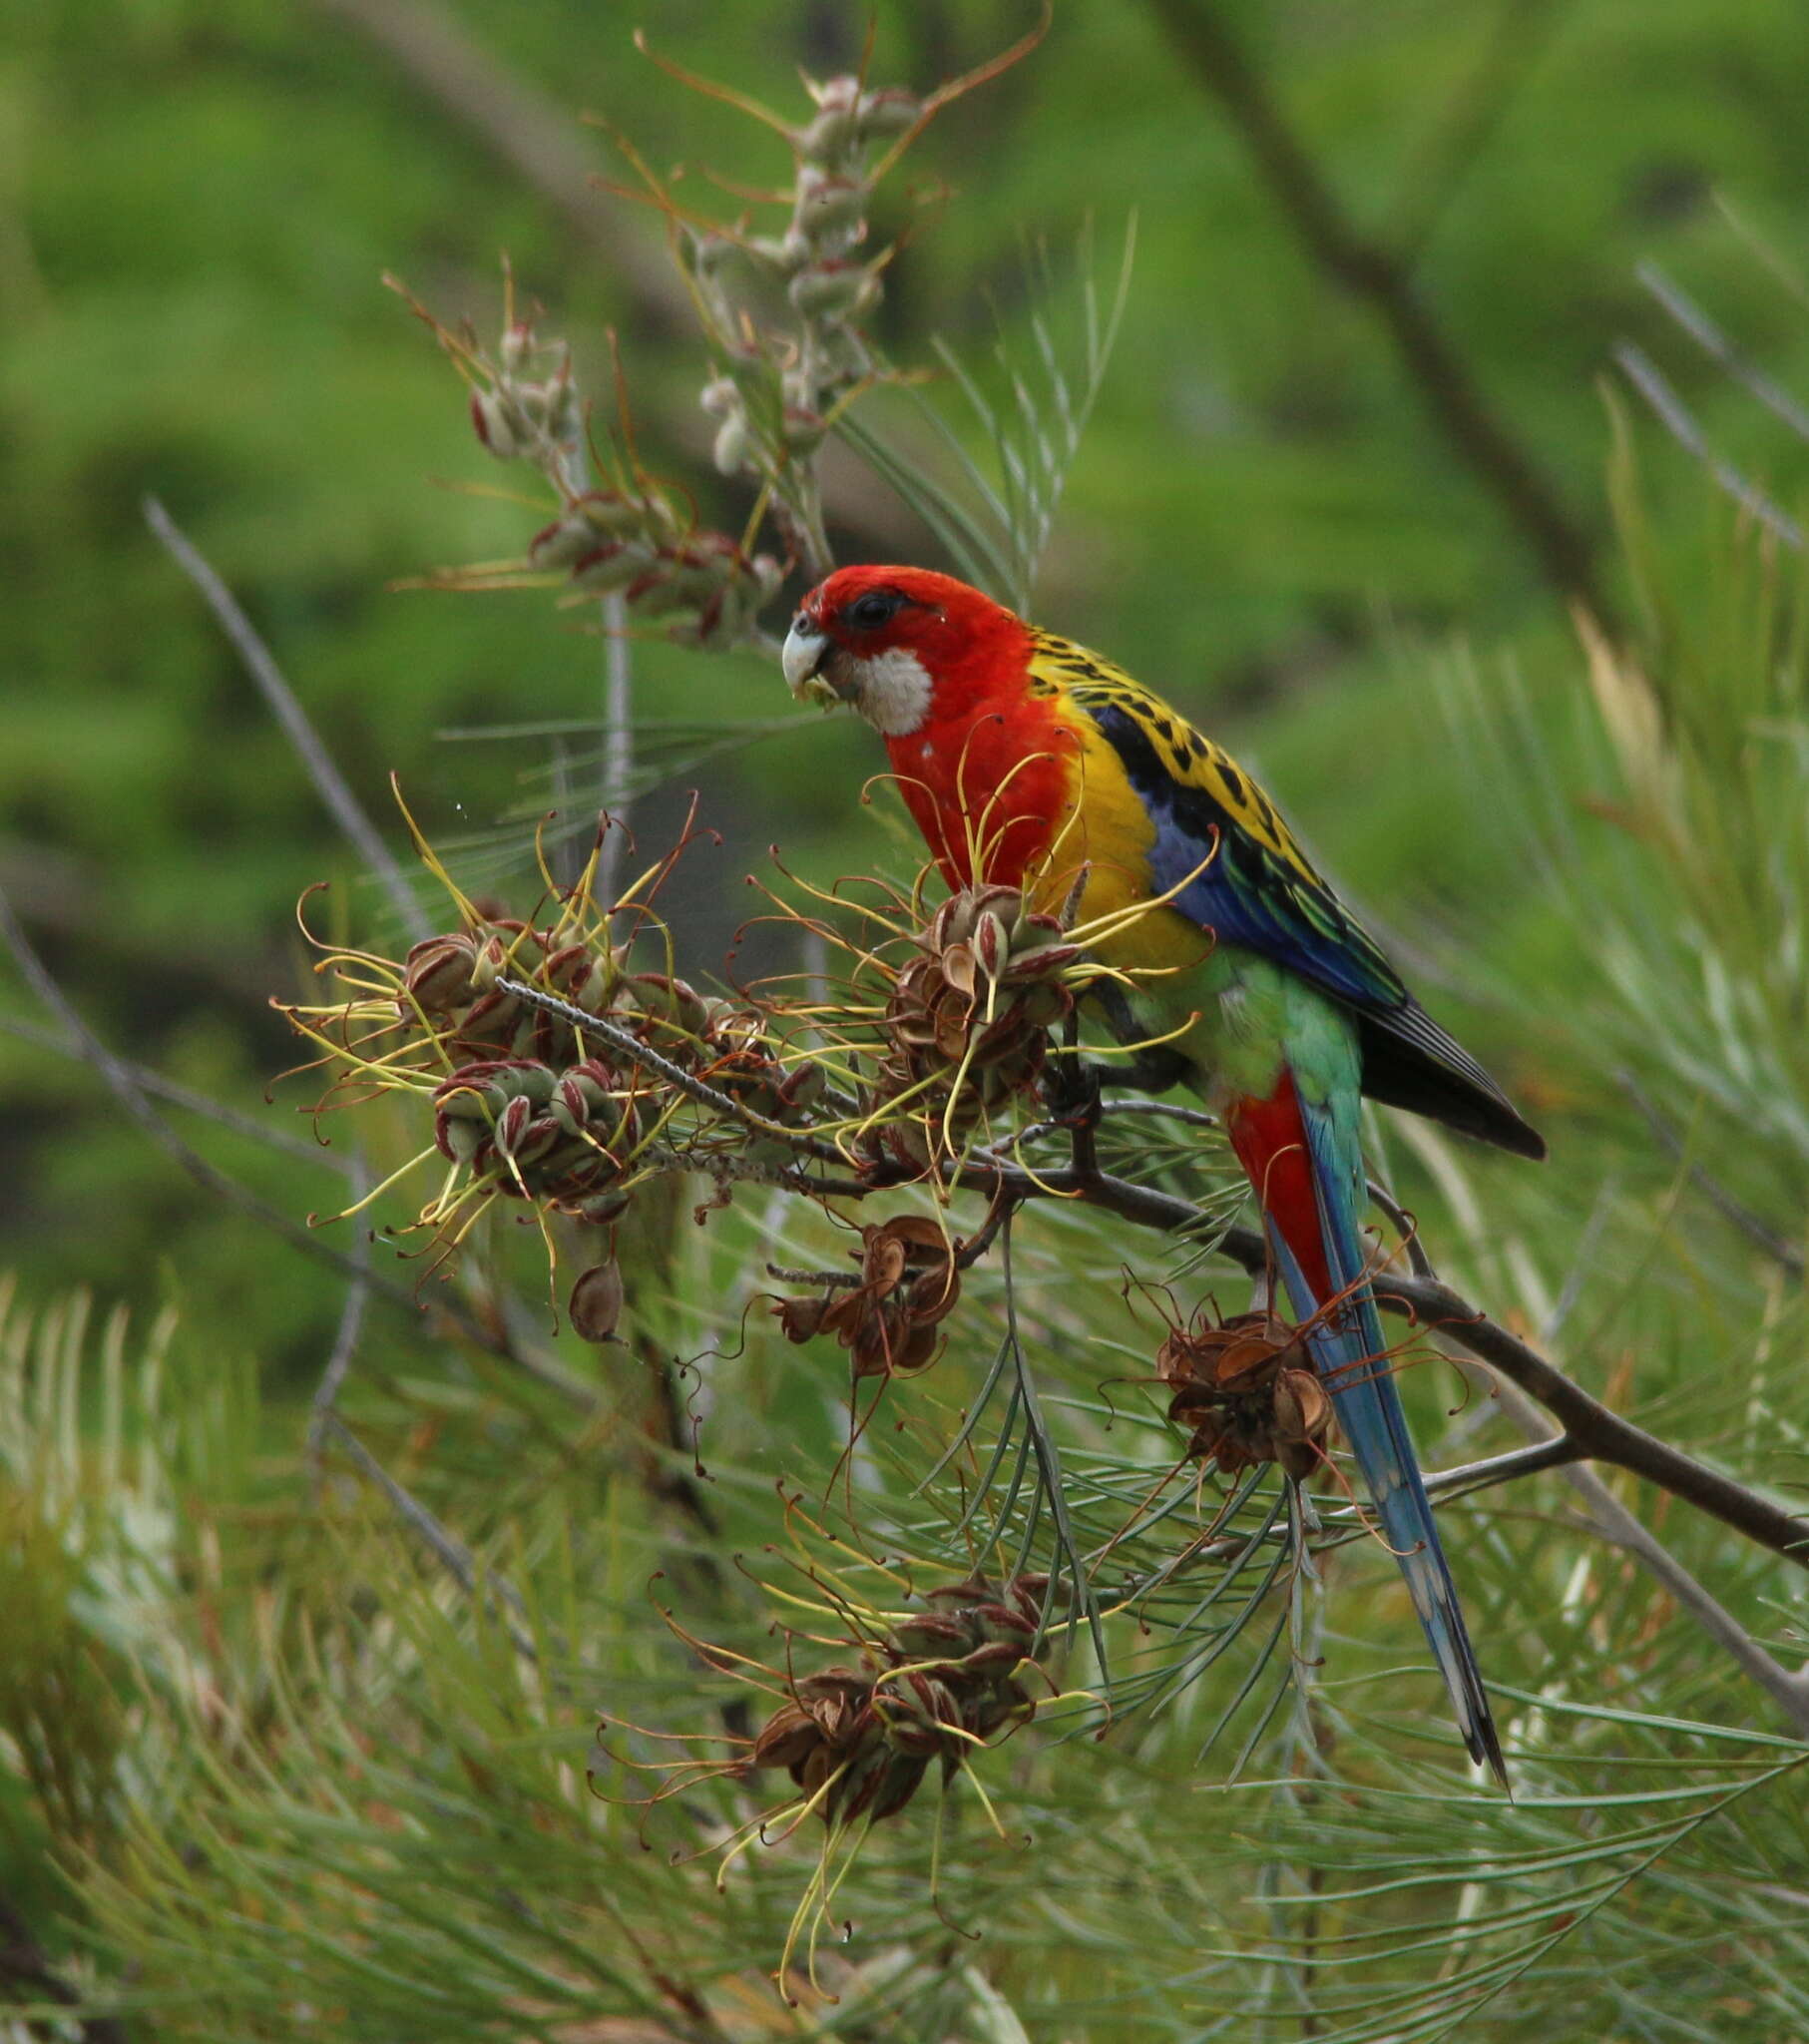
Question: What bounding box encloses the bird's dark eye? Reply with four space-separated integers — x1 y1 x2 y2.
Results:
845 589 907 631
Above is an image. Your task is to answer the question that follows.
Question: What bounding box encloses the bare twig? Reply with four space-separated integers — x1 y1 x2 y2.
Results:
1372 1262 1809 1573
938 1153 1809 1573
1423 1433 1583 1500
0 1011 350 1171
309 1156 372 1481
596 591 634 905
144 497 429 937
1618 1069 1804 1278
955 1189 1017 1271
1 884 393 1300
320 1412 539 1661
1147 0 1611 626
1612 342 1804 550
1391 0 1570 266
307 0 690 325
1486 1376 1809 1739
1637 259 1809 447
0 883 595 1403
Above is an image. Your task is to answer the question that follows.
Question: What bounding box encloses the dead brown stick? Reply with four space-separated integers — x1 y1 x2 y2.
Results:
1147 0 1613 630
456 973 1809 1576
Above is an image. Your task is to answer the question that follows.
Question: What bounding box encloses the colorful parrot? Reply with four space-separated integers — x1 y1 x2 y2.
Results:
781 565 1545 1784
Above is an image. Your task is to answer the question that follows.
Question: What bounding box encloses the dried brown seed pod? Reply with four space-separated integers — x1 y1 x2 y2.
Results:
745 1575 1045 1827
773 1215 963 1380
1159 1306 1336 1480
569 1261 626 1343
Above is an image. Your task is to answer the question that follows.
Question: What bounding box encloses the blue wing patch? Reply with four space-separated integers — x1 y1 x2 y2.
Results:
1077 696 1406 1011
1049 668 1545 1160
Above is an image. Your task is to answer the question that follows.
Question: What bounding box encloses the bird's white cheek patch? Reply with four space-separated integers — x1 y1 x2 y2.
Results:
851 648 933 736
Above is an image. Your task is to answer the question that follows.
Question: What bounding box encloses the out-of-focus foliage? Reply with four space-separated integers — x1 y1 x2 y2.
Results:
6 3 1809 2039
7 0 1809 1364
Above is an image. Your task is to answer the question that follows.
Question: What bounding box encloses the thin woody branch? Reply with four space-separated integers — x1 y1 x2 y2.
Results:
1485 1375 1809 1739
1146 0 1613 629
865 1134 1809 1575
1022 1159 1809 1575
401 970 1809 1575
0 886 598 1410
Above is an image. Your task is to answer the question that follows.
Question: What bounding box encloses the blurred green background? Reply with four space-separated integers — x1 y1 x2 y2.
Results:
4 0 1807 1364
8 7 1809 2036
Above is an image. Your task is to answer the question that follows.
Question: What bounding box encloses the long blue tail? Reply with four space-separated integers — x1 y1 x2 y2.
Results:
1233 1076 1508 1786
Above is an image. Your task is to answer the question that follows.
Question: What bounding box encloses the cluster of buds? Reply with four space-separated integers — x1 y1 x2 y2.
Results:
1158 1307 1334 1482
448 292 781 647
867 885 1080 1168
689 71 920 488
702 1004 825 1156
468 315 583 474
773 1215 960 1378
290 888 831 1336
403 914 790 1085
403 916 823 1189
292 855 805 1356
402 917 618 1065
432 1056 640 1224
525 496 783 648
749 1574 1043 1826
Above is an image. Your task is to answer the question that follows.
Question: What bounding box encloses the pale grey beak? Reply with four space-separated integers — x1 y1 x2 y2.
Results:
780 617 829 699
781 617 832 701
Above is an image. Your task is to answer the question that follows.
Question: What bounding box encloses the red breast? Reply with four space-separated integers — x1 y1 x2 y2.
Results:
884 697 1080 895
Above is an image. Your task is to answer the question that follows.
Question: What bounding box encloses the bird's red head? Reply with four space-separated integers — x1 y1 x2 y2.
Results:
781 565 1034 737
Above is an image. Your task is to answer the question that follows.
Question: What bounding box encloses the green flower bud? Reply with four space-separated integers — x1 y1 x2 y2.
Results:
856 88 920 140
798 75 862 161
470 388 524 460
570 539 656 594
402 934 476 1011
528 514 601 571
577 491 651 539
711 413 750 475
781 405 826 453
744 231 811 276
789 260 876 320
795 168 867 244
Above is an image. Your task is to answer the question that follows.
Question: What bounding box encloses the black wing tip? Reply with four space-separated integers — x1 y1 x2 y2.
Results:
1356 1006 1550 1163
1467 1709 1513 1792
1483 1105 1549 1164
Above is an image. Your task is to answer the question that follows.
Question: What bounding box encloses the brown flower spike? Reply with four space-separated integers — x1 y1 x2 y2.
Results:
748 1574 1046 1826
774 1215 961 1378
1158 1306 1335 1482
869 883 1080 1167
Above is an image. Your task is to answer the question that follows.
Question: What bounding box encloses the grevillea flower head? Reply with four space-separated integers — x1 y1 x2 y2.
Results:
1157 1305 1334 1482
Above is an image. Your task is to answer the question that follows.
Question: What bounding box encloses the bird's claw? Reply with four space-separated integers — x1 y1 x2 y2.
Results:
1043 1057 1105 1132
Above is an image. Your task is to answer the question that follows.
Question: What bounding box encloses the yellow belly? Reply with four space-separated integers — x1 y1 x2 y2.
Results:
1021 720 1213 980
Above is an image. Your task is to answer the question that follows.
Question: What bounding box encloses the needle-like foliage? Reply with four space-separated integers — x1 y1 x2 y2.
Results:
6 24 1809 2044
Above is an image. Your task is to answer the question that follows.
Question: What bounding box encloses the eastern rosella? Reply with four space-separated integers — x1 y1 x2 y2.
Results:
781 565 1545 1784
